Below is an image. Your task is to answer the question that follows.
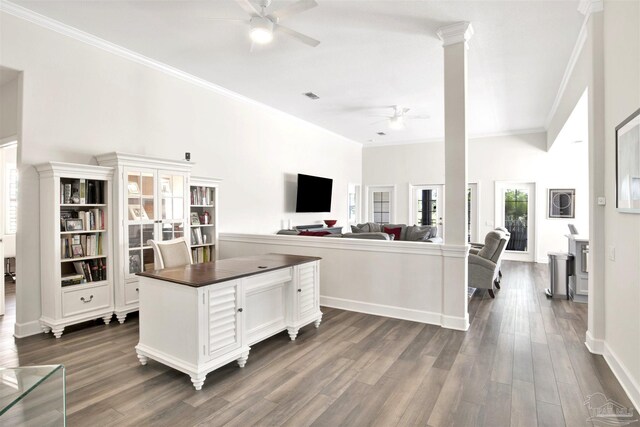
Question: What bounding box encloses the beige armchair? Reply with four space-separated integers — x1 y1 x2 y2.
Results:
147 237 193 269
468 230 509 298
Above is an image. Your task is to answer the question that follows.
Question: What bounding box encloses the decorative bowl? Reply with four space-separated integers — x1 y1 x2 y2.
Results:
324 219 337 227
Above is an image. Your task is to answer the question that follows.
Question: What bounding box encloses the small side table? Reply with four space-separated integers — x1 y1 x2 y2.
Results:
0 365 66 426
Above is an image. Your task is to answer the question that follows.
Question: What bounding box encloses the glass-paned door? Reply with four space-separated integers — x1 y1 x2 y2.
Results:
368 186 394 224
410 185 444 237
504 189 529 251
495 182 535 262
126 171 156 275
159 172 186 241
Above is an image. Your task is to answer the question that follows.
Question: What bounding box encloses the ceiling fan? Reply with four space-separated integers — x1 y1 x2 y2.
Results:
224 0 321 48
372 106 431 130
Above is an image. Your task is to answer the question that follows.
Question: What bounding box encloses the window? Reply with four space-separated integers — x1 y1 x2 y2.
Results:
367 186 394 224
5 164 17 234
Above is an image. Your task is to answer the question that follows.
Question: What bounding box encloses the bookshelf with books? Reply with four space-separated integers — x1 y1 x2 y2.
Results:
189 177 221 263
37 162 114 338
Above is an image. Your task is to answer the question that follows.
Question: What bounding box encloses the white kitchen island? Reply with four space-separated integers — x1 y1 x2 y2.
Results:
135 253 322 390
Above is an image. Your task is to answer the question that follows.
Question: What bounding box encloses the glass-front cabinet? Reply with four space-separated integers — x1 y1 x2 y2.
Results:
125 170 187 277
97 153 192 324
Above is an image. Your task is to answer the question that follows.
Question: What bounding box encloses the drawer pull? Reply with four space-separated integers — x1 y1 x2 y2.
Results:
238 308 243 313
80 295 94 303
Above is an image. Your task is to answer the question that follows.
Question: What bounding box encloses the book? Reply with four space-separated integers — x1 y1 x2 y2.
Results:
79 179 86 204
90 260 99 281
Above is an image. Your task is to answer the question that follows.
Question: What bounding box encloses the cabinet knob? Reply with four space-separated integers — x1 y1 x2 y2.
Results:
136 288 139 292
80 295 94 303
297 289 302 293
238 308 243 313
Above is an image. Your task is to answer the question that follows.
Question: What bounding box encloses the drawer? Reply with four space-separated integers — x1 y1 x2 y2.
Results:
124 281 140 305
243 268 292 292
63 285 110 317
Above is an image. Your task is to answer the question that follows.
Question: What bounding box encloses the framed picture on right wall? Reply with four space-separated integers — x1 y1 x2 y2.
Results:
616 108 640 213
549 189 575 218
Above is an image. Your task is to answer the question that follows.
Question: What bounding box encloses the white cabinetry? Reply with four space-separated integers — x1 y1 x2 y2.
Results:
37 162 114 338
96 153 192 323
135 258 321 390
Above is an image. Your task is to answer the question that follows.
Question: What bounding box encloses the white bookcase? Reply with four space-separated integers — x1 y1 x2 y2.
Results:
96 152 192 323
37 162 114 338
189 177 221 263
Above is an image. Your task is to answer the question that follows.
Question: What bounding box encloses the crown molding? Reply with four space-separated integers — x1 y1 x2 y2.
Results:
363 127 546 148
0 1 360 148
544 3 592 129
436 21 474 47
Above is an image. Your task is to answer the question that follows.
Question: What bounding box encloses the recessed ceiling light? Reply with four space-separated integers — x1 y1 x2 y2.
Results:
303 92 320 100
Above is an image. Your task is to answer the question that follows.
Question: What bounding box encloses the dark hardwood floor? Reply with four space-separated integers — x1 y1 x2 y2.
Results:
1 262 637 426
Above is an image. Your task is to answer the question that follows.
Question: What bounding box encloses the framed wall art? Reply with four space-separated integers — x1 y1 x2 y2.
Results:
549 189 575 218
616 108 640 213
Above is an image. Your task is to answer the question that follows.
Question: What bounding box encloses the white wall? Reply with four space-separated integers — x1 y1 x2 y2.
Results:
602 0 640 407
0 13 362 334
0 74 18 140
363 131 589 263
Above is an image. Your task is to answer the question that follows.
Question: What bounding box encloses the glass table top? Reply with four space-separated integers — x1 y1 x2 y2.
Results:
0 365 64 415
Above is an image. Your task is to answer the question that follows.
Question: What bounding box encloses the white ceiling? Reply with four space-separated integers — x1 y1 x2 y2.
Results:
10 0 584 145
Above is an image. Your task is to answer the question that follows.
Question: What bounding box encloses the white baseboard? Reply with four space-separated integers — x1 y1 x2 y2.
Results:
14 320 42 338
603 342 640 412
320 295 445 328
585 330 605 354
441 314 470 331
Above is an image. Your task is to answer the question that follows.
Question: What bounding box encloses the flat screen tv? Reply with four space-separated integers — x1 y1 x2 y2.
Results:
295 174 333 213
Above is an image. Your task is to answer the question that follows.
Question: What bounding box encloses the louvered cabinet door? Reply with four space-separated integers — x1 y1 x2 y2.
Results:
296 263 318 320
205 280 242 361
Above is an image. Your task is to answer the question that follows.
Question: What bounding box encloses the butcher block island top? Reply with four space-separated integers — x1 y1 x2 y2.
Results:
136 253 321 287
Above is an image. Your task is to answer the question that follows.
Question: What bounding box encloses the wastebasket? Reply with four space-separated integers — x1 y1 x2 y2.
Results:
546 252 574 299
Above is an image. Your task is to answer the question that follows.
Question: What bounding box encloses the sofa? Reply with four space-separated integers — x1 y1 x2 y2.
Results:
468 229 510 298
277 222 443 243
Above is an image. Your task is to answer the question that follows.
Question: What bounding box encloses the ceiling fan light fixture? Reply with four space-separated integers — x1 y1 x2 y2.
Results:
388 115 405 130
249 16 274 44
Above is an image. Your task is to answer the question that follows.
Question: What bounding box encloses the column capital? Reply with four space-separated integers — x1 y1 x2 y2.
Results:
578 0 603 16
437 22 474 47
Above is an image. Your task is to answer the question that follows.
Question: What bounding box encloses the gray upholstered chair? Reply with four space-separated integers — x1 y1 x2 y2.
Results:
147 237 193 269
468 230 509 298
470 227 511 284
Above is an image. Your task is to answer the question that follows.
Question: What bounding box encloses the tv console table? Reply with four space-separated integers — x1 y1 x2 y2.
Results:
135 253 322 390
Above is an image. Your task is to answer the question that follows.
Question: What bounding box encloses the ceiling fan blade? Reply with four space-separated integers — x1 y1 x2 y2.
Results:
276 24 320 47
369 119 388 125
202 18 247 22
270 0 318 20
402 108 411 114
233 0 261 17
406 115 431 120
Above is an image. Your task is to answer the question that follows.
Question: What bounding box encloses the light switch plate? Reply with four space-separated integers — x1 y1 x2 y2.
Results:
597 197 606 206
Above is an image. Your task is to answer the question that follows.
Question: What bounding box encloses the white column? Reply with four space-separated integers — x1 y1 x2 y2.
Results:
581 0 606 354
437 22 473 331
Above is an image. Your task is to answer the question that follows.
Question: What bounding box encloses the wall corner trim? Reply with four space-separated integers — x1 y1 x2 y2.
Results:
585 330 605 354
14 320 43 338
